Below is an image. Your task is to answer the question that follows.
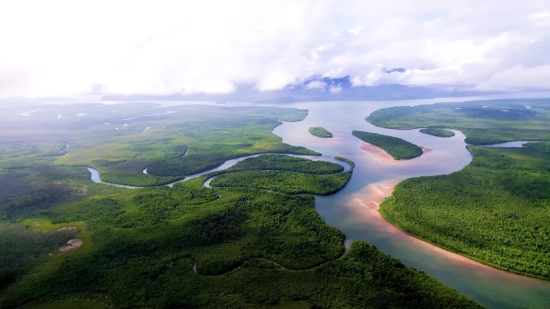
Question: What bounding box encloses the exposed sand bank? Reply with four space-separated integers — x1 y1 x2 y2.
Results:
359 142 396 163
420 146 433 154
352 181 483 267
59 239 83 253
360 142 431 164
58 226 77 231
355 180 398 211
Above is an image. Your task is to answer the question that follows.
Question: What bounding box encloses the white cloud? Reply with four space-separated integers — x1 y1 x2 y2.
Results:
1 0 550 98
476 65 550 90
305 80 327 91
329 84 342 93
347 25 364 35
530 12 550 20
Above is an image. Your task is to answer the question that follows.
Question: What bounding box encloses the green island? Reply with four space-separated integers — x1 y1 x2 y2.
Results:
0 104 481 309
419 128 455 137
308 127 333 138
366 98 550 144
352 130 423 160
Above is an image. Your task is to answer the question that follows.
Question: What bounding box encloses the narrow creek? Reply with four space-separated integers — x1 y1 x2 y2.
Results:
88 153 351 189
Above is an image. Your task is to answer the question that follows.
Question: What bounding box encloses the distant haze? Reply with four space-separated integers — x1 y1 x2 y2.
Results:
1 0 550 99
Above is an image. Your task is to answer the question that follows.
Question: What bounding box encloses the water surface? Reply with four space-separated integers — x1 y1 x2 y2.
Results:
270 101 550 309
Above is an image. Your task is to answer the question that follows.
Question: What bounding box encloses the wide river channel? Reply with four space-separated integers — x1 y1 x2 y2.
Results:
267 99 550 309
94 94 550 308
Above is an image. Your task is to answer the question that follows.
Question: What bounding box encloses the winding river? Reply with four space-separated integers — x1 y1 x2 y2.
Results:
88 98 550 308
270 100 550 309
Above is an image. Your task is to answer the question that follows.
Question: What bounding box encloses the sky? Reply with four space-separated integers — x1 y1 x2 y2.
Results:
1 0 550 98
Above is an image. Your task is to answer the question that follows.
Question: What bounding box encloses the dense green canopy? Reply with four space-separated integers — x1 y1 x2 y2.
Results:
381 142 550 279
0 103 480 308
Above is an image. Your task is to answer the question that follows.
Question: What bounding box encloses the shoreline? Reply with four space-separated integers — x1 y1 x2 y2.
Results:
352 179 549 282
359 142 396 163
359 142 432 163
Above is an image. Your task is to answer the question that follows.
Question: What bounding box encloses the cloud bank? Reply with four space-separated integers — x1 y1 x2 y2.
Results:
1 0 549 98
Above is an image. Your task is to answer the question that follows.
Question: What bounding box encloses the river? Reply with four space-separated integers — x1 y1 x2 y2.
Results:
269 100 550 309
88 96 550 308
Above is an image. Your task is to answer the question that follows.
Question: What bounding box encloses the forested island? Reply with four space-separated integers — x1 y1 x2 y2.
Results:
352 130 423 160
0 103 481 309
419 128 455 137
308 126 333 138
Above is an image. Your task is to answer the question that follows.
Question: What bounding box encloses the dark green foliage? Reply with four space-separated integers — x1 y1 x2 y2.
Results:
334 156 355 169
211 170 351 195
352 130 423 160
366 98 550 144
0 153 480 308
0 103 481 308
0 223 77 287
225 154 344 174
308 127 333 138
0 168 87 220
203 242 481 309
97 170 183 187
0 187 342 307
380 143 550 279
419 128 455 137
210 155 351 195
147 146 318 177
1 223 481 309
0 185 79 220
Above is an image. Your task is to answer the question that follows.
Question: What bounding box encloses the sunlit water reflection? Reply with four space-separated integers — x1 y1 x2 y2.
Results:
269 101 550 309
